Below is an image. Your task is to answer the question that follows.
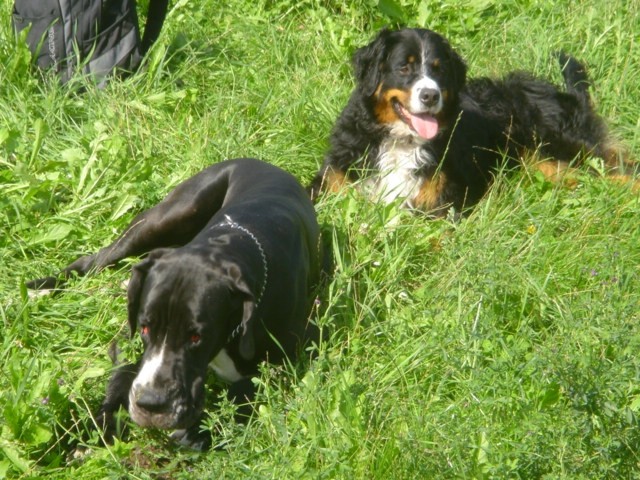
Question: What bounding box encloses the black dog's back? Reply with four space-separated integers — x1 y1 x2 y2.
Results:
27 158 322 292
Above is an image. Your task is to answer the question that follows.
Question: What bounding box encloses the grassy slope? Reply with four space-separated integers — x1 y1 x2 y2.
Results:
1 0 639 478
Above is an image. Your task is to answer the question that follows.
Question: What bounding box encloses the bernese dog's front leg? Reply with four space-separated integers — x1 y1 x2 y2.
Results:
410 172 459 217
308 164 349 201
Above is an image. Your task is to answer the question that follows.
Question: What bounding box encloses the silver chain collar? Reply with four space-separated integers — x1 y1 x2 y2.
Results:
216 215 268 344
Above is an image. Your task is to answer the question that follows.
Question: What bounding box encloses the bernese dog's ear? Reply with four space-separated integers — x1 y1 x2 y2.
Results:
446 42 467 93
352 28 392 97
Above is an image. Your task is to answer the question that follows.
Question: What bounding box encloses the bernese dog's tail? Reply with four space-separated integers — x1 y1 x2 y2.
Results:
558 52 592 104
557 53 638 178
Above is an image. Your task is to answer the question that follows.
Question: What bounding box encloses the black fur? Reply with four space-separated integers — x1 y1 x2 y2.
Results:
309 28 628 216
29 158 324 450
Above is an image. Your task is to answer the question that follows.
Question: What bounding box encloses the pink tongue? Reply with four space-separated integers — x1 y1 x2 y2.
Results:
409 113 439 140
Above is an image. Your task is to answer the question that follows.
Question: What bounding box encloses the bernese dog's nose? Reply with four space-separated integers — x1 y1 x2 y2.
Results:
419 88 440 107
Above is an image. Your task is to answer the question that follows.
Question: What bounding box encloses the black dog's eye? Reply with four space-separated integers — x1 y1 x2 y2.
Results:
190 333 201 345
398 65 411 75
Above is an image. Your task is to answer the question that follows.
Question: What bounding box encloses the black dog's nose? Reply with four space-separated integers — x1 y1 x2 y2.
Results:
419 88 440 107
136 390 169 413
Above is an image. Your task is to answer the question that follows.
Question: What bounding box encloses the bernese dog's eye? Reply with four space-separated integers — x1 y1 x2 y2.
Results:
398 65 411 75
190 333 201 345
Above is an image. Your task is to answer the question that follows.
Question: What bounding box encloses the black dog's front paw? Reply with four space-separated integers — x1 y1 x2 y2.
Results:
26 253 99 292
92 359 139 444
170 424 212 451
94 404 130 445
227 377 257 422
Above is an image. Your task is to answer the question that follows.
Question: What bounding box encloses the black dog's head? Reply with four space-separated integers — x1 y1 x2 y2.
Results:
125 247 256 430
353 28 467 141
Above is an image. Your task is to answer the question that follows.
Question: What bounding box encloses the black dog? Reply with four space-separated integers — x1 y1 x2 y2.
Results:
309 27 634 216
28 158 323 450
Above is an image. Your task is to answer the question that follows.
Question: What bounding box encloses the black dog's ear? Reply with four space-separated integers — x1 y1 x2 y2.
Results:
126 248 171 338
226 264 258 360
238 293 256 361
353 28 393 97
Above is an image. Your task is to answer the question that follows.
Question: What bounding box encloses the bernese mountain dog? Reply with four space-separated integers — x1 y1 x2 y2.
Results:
309 27 634 217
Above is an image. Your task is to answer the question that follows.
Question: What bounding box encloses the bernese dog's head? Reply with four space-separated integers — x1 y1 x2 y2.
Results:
353 28 467 142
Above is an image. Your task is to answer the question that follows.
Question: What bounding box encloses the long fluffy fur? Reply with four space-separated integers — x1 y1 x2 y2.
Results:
309 28 633 216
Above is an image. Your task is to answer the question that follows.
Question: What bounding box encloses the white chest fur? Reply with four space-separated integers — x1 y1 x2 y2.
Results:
364 138 436 207
209 348 244 383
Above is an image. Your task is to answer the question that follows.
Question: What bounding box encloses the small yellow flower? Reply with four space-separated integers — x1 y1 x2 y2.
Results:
526 224 537 235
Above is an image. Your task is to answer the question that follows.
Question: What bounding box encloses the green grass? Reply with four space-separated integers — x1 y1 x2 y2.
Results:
2 0 640 478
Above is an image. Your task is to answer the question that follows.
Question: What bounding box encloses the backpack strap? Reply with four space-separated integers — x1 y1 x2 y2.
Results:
141 0 169 54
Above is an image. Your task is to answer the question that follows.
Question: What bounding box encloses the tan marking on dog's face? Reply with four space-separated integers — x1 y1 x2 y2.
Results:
413 172 448 212
407 55 416 64
374 86 411 124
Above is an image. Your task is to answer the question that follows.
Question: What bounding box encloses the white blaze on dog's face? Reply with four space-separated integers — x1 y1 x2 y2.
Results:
126 254 247 430
132 339 167 393
408 76 444 119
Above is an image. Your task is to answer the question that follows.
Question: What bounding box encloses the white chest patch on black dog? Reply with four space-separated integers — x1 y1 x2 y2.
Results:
365 138 436 206
209 348 244 383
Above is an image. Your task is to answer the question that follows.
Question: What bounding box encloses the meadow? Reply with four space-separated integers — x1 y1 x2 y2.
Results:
1 0 639 478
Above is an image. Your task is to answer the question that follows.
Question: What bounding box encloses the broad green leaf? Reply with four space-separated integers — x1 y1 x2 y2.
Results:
26 424 52 445
109 194 139 221
0 444 30 473
378 0 407 22
74 366 106 390
30 223 73 245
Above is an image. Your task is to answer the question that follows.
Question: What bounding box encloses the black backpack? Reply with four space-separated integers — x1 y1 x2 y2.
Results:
12 0 169 86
